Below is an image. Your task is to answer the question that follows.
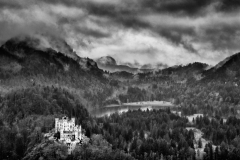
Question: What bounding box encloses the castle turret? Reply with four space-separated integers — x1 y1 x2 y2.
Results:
79 125 82 140
55 118 59 133
71 117 75 123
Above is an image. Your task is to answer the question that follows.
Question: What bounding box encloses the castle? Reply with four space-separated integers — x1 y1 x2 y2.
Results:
55 116 82 154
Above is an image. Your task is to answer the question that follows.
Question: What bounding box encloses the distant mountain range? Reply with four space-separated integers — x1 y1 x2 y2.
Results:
1 34 240 103
96 56 162 73
1 35 240 83
105 52 240 83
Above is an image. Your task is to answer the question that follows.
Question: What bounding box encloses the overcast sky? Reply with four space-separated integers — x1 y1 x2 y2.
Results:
1 0 240 67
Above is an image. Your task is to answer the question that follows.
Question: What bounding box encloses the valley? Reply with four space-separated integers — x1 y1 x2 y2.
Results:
1 36 240 160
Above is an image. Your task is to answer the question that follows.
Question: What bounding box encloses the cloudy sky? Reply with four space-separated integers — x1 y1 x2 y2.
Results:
1 0 240 67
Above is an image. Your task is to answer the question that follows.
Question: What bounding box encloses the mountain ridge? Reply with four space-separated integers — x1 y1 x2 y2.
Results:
202 52 240 82
0 35 114 112
96 56 163 73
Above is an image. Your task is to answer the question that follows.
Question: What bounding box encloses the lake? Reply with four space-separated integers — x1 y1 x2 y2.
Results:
90 101 175 117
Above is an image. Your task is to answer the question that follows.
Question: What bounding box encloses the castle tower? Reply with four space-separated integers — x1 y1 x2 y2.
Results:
60 129 64 140
79 125 82 140
71 118 75 124
74 125 82 140
55 118 59 133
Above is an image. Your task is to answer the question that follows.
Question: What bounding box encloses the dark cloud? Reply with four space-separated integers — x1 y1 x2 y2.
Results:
142 0 212 15
85 2 149 29
0 0 23 9
202 25 240 51
156 27 197 53
1 0 240 66
73 0 240 55
75 27 111 38
38 0 82 7
219 0 240 11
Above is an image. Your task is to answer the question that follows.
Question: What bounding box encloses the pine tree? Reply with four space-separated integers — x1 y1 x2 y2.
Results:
215 146 219 160
198 138 203 148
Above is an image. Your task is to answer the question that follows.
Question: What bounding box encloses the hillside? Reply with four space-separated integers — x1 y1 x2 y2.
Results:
203 52 240 82
108 54 240 120
0 36 114 111
0 35 120 160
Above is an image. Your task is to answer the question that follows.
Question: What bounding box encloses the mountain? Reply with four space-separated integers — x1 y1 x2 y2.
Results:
203 52 240 81
134 51 240 83
140 64 153 70
110 71 134 80
96 56 158 73
96 56 117 65
96 56 137 73
136 62 209 82
0 35 101 72
161 62 208 77
1 35 99 71
0 35 121 159
0 35 114 110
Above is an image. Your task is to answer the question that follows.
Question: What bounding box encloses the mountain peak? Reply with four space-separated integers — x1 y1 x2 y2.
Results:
0 35 101 74
2 34 79 60
96 56 117 66
202 52 240 81
212 53 240 71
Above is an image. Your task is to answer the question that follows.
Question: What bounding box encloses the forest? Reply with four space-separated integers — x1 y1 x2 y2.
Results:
92 110 240 160
1 87 240 160
1 63 240 159
116 78 240 118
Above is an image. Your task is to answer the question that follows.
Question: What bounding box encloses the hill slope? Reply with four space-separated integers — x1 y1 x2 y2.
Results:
0 36 113 111
203 52 240 82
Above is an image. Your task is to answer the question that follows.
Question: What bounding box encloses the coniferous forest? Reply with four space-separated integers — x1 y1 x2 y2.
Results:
2 95 240 160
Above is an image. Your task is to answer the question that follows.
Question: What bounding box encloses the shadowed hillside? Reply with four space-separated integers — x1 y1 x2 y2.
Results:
0 36 115 111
